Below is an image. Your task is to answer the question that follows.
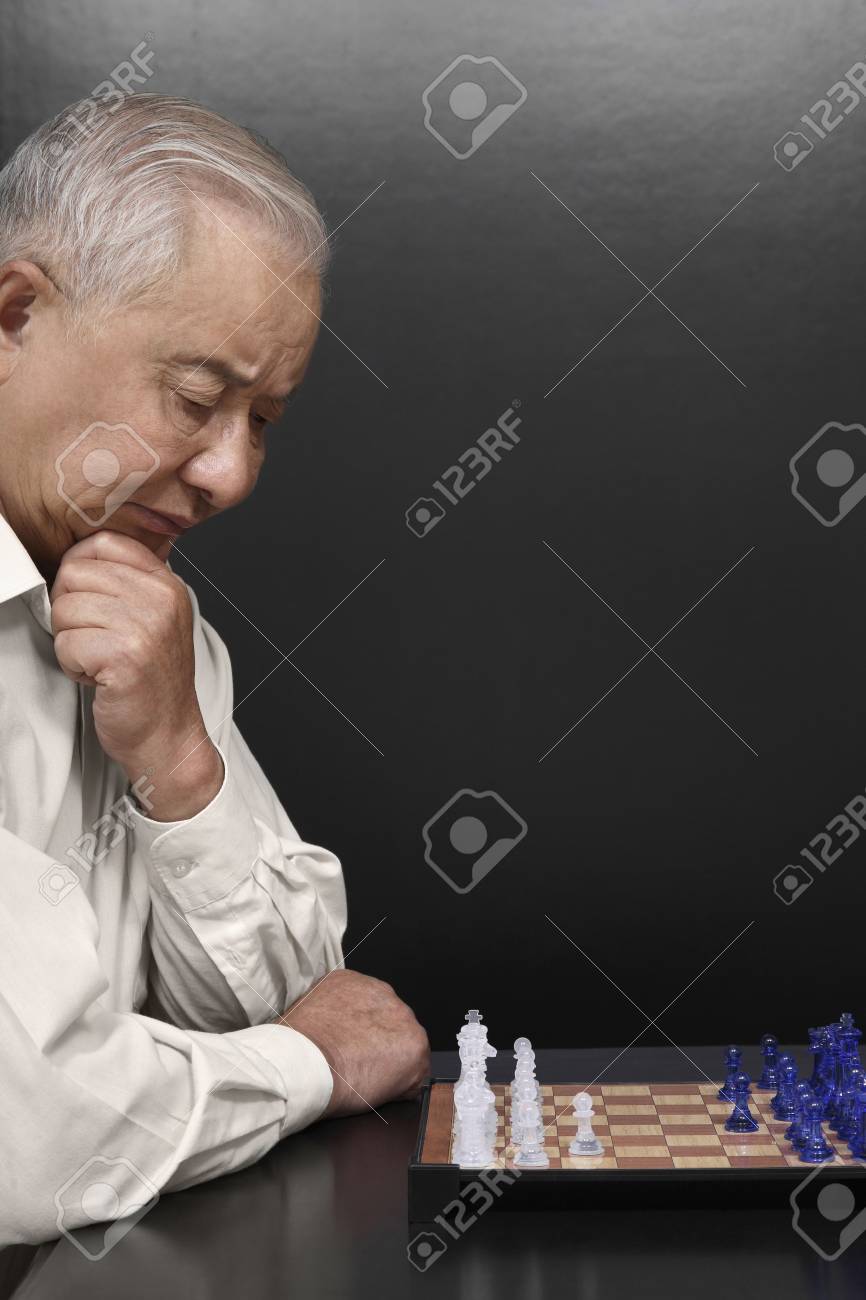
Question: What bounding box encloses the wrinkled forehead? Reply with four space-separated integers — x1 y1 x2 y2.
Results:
153 241 320 384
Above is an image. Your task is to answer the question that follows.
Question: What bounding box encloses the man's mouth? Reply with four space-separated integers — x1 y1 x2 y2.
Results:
122 502 197 535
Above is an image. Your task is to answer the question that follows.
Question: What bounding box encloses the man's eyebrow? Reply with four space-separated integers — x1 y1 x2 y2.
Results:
165 356 295 404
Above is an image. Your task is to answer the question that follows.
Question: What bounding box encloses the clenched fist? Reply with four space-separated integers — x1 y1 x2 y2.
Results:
50 529 223 820
280 969 430 1117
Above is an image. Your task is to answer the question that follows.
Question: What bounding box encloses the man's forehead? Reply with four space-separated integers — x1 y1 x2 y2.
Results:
181 196 320 301
158 277 320 393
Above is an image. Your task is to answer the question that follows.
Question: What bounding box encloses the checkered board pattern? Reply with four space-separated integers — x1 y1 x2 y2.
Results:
436 1082 863 1171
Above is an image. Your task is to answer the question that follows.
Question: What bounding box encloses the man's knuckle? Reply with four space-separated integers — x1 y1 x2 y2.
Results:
123 632 148 666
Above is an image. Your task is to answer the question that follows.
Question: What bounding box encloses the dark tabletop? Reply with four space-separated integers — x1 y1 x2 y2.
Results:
2 1045 863 1300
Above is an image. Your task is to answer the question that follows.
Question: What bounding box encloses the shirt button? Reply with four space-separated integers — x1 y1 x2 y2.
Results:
170 859 195 878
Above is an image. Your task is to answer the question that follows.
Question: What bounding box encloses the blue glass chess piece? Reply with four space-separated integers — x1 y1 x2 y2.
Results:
773 1061 799 1122
835 1067 864 1143
839 1011 861 1055
807 1027 825 1090
806 1027 836 1119
718 1046 741 1102
847 1087 866 1160
771 1055 794 1115
799 1097 835 1163
757 1034 780 1090
785 1083 813 1148
830 1036 861 1135
823 1023 845 1123
725 1072 759 1133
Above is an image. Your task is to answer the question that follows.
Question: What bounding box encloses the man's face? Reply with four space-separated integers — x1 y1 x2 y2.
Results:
0 196 321 571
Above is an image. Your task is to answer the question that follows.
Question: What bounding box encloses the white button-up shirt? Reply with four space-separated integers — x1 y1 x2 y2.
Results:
0 514 346 1245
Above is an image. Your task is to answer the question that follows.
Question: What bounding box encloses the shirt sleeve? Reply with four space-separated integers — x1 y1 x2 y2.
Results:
0 824 334 1246
127 581 348 1036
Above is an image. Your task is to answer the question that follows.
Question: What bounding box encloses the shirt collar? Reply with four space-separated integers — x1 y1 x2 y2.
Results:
0 513 52 633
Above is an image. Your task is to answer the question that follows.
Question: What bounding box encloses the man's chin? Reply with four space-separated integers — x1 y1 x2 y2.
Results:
68 514 176 562
118 524 176 562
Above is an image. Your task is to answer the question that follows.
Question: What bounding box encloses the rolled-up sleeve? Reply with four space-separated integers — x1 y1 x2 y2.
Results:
129 583 348 1036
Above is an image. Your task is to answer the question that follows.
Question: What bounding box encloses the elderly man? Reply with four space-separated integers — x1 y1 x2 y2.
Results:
0 93 428 1245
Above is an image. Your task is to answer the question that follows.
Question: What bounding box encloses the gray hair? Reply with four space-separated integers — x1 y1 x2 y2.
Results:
0 93 330 339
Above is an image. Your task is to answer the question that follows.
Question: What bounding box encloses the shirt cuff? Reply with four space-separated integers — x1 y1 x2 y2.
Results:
234 1022 335 1136
129 744 260 911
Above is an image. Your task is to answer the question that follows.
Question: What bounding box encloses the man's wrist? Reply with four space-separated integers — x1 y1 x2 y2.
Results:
125 732 224 822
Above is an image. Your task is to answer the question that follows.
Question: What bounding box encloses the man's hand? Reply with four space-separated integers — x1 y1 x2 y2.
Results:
279 969 430 1117
50 530 223 820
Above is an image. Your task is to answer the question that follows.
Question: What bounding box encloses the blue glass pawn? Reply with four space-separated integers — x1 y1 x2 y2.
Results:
847 1088 866 1160
725 1072 760 1133
770 1055 794 1115
799 1097 835 1164
757 1034 780 1090
785 1083 813 1148
718 1046 741 1102
773 1061 799 1122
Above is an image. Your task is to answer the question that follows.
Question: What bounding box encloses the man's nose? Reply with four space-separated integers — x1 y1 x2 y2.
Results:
179 419 261 509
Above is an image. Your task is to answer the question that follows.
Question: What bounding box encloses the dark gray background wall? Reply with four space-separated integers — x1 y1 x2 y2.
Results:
2 0 865 1052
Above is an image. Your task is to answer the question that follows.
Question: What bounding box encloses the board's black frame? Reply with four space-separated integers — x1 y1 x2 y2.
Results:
407 1076 866 1236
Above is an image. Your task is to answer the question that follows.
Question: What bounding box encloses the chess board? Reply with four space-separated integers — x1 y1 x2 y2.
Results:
408 1077 866 1230
424 1080 865 1171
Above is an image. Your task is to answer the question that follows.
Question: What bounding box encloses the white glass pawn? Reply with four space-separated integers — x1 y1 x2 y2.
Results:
512 1051 535 1081
454 1080 493 1168
514 1097 549 1168
513 1062 539 1101
509 1081 536 1149
485 1095 498 1142
568 1092 603 1156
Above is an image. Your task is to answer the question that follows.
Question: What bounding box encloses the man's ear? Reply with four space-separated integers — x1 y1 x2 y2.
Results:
0 260 61 377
